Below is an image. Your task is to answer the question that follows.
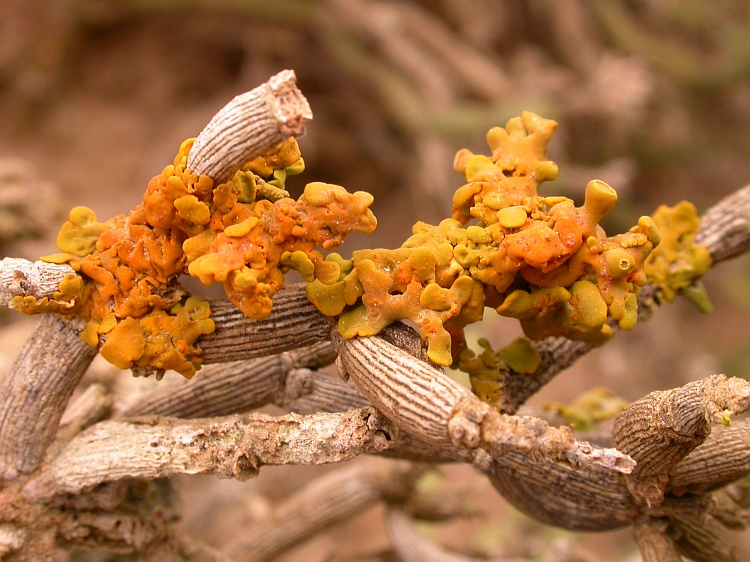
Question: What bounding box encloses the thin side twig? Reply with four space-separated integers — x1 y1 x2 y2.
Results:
187 69 312 183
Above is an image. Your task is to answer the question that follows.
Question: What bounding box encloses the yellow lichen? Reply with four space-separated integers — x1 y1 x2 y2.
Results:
20 137 376 378
643 201 712 312
308 112 659 369
19 109 705 397
457 337 540 409
545 388 629 431
56 207 109 257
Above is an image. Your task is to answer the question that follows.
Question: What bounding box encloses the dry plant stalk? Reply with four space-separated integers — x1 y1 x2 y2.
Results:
1 70 750 562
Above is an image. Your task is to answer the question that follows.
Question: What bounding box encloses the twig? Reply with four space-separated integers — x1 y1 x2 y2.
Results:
187 69 312 183
0 315 97 479
125 341 336 418
0 258 74 306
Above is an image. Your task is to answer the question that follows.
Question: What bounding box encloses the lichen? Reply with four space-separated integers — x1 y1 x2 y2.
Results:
307 112 660 370
19 137 376 378
17 109 706 398
545 388 629 431
643 201 712 312
457 337 541 409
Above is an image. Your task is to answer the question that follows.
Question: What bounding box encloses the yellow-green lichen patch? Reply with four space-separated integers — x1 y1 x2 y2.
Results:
458 339 505 408
545 387 629 431
56 207 109 257
644 201 713 312
496 337 541 374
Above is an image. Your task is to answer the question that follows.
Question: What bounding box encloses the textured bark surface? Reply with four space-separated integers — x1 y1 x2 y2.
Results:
27 407 396 499
187 69 312 183
0 315 97 479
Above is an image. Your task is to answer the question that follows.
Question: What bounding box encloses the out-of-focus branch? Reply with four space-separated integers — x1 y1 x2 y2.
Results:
386 508 525 562
225 461 420 562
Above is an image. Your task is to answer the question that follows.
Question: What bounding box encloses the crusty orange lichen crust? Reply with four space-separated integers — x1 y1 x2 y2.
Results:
16 138 376 377
307 112 661 367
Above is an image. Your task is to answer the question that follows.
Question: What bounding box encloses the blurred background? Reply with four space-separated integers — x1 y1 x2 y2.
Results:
1 1 750 560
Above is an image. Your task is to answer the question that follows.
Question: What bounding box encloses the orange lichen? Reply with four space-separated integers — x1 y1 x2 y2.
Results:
307 112 660 368
19 137 376 378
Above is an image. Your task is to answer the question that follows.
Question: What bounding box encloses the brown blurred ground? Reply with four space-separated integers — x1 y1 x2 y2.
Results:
2 1 750 560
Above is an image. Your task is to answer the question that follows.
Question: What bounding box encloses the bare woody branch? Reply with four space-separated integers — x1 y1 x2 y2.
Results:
124 341 337 418
668 419 750 495
187 69 312 183
332 331 635 474
0 315 97 480
198 288 330 364
26 407 396 499
225 461 420 562
612 374 750 506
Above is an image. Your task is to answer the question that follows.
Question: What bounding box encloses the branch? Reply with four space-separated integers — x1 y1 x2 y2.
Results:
668 418 750 496
332 331 634 474
0 315 97 480
187 69 312 183
661 495 737 562
385 508 523 562
199 286 330 364
612 374 750 506
124 341 336 418
26 407 396 499
225 461 419 562
486 451 633 532
695 183 750 263
0 258 74 306
633 516 683 562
